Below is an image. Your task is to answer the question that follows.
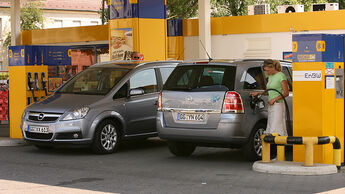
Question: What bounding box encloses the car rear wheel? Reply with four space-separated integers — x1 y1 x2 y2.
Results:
167 141 196 157
92 119 120 154
243 122 266 161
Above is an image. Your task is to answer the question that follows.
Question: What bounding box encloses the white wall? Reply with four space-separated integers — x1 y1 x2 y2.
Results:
43 10 101 29
0 9 102 70
184 29 345 60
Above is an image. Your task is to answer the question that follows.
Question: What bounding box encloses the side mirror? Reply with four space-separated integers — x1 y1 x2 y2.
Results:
129 88 144 96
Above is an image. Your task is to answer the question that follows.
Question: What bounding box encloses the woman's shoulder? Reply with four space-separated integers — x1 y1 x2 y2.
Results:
276 71 286 77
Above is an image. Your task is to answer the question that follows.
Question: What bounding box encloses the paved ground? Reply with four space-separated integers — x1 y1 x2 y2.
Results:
0 138 344 194
0 124 9 137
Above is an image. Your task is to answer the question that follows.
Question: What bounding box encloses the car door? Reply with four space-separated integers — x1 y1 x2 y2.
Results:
125 68 159 135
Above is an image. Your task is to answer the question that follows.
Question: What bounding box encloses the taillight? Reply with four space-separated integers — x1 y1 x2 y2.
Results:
158 91 162 111
222 91 244 113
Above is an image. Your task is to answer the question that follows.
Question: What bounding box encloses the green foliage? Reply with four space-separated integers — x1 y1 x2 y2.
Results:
167 0 339 18
20 1 44 30
3 1 44 47
99 0 109 24
167 0 199 19
340 0 345 9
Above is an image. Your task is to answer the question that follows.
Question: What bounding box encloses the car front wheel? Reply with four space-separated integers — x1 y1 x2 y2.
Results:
92 119 120 154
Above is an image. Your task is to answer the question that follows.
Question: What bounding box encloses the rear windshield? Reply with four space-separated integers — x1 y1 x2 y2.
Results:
164 65 236 91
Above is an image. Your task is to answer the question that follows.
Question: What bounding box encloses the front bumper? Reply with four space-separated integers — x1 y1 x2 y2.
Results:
21 119 93 145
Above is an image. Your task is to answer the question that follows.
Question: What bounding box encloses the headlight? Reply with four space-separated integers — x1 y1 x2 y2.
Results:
62 107 90 121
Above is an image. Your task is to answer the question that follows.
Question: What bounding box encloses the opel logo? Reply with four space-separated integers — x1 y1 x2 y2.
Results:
38 113 45 121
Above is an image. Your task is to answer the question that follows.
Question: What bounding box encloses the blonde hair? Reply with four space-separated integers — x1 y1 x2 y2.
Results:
263 59 282 72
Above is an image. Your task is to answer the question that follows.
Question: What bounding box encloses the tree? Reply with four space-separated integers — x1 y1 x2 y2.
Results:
3 1 44 47
167 0 338 18
99 0 108 25
167 0 199 19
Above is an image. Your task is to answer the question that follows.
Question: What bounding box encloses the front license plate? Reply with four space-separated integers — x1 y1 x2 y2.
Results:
177 113 205 122
28 125 49 134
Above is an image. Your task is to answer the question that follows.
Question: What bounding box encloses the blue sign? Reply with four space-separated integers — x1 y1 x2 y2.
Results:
167 19 183 37
292 34 344 63
9 46 71 66
109 0 139 19
109 0 166 19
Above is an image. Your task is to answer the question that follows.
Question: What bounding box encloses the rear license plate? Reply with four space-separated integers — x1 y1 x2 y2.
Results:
177 113 205 122
28 126 49 134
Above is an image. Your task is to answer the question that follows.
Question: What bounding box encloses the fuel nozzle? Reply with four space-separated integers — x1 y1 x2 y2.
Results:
249 95 265 114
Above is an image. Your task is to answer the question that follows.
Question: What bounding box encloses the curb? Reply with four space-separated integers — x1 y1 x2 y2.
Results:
253 160 338 175
0 138 28 147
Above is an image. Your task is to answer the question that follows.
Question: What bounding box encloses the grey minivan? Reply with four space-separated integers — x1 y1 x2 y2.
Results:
21 60 178 154
157 59 292 160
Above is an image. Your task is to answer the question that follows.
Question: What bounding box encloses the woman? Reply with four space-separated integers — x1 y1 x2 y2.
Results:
251 59 289 136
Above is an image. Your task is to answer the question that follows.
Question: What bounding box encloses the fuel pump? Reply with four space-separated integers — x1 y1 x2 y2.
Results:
41 72 48 96
27 72 36 104
292 34 344 165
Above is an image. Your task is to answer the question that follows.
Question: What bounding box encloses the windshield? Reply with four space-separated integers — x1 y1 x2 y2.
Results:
164 65 236 92
57 67 130 95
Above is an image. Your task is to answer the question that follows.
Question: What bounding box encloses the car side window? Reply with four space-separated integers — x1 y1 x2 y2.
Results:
282 66 293 91
242 67 266 90
113 82 128 99
130 69 158 94
159 67 175 84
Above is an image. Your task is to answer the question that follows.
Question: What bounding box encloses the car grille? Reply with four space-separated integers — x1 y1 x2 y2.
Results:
28 112 62 122
25 131 53 140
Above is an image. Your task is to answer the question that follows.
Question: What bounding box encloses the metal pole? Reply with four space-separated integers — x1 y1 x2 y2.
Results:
10 0 21 46
198 0 211 59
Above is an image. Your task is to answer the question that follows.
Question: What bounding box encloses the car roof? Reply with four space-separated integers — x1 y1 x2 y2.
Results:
90 60 181 69
179 59 292 67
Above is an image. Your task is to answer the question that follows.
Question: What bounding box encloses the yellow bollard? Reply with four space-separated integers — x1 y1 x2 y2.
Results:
261 135 270 163
277 145 285 161
333 149 341 168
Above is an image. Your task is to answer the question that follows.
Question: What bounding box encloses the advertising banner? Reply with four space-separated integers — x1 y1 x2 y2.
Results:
110 28 133 60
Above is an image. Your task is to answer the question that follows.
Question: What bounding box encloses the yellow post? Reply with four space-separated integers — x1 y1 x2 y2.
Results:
303 137 319 166
274 136 287 162
304 142 314 166
333 149 341 167
277 145 285 161
261 135 270 163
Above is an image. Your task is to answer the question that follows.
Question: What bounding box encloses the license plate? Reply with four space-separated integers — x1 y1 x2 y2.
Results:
177 113 205 121
28 126 49 134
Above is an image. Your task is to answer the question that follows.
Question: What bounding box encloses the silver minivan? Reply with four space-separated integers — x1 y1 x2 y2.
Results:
157 59 292 160
21 60 178 154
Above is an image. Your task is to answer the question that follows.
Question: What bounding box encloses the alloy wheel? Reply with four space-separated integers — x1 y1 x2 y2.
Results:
253 127 265 157
100 124 117 151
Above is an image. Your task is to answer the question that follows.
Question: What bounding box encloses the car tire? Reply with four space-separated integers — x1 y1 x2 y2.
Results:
243 122 267 161
92 119 120 154
35 145 53 149
167 141 196 157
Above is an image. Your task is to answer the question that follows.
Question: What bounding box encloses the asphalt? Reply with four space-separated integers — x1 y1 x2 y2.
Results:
0 137 344 194
0 124 9 137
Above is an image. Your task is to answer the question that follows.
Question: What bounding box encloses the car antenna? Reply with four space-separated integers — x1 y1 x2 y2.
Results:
199 40 212 62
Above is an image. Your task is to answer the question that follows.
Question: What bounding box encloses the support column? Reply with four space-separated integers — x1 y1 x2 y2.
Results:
198 0 211 59
11 0 21 46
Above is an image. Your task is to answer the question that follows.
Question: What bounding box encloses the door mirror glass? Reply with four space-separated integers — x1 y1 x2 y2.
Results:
129 88 145 96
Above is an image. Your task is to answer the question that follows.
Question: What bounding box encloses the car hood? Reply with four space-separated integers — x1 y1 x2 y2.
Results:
26 93 104 113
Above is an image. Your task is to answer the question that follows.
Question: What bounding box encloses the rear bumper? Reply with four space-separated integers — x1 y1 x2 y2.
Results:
157 112 248 146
